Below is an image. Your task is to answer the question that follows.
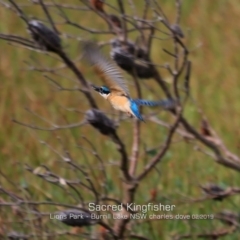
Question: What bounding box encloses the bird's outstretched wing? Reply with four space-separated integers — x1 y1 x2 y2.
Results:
82 41 129 95
133 98 177 109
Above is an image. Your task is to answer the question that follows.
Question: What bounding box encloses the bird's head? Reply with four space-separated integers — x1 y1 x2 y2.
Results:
92 85 110 99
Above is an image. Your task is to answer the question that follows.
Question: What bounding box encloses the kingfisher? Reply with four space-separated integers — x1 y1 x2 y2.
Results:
82 42 176 121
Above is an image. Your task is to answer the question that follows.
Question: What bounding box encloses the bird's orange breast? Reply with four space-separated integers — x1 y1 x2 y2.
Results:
108 95 131 113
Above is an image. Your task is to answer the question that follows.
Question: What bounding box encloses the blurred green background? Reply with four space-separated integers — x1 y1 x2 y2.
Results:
0 0 240 239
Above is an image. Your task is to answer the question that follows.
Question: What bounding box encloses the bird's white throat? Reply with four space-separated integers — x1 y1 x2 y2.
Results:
99 92 110 99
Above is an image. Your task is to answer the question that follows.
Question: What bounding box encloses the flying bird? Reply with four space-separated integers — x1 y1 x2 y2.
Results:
82 42 176 121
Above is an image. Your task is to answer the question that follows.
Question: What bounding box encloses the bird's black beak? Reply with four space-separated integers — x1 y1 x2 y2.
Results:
91 85 100 92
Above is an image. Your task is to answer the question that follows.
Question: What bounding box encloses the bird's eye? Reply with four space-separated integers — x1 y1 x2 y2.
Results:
100 86 109 94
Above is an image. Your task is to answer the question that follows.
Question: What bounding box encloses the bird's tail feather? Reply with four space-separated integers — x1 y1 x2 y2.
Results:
133 98 177 109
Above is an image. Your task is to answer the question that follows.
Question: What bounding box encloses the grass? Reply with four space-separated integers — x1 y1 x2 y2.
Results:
0 0 240 239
